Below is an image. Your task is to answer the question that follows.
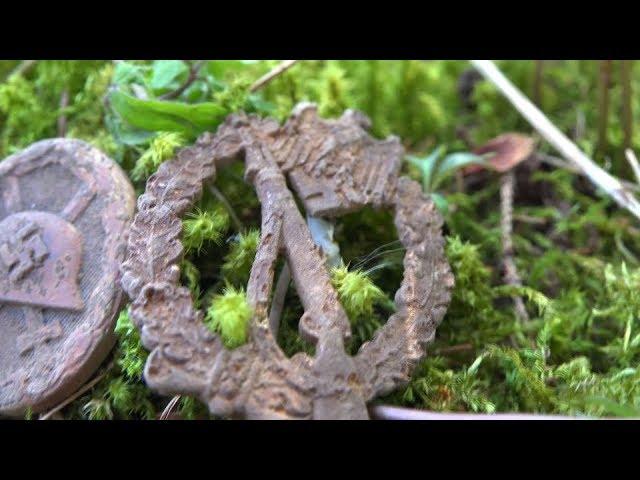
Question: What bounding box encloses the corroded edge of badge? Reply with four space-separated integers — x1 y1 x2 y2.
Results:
0 139 135 417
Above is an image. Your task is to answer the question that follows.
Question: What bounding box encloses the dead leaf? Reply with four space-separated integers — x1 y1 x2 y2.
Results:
464 133 536 175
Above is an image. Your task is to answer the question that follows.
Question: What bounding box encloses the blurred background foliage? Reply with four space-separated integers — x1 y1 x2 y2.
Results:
3 59 640 419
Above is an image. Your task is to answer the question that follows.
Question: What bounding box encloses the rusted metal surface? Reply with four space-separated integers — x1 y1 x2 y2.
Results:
0 139 135 417
121 104 454 419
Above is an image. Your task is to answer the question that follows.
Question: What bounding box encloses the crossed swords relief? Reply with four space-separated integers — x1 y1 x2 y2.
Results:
0 160 95 355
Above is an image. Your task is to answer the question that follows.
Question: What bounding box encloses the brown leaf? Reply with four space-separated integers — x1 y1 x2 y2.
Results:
464 133 536 175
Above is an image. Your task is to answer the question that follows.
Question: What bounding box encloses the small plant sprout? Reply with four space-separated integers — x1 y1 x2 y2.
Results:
406 146 487 212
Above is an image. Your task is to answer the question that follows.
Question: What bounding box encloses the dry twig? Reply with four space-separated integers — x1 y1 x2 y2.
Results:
250 60 298 92
160 61 204 100
7 60 38 80
57 89 69 137
39 361 114 420
625 149 640 186
208 184 243 231
370 405 589 420
159 395 181 420
500 171 529 322
269 263 291 337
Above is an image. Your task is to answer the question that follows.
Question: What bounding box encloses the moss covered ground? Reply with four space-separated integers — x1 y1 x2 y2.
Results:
3 60 640 419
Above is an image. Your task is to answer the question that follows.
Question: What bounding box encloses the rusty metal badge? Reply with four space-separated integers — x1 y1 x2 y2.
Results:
121 104 454 419
0 139 135 416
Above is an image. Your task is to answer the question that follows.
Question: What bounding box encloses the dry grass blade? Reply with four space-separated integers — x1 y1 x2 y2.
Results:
159 395 181 420
370 405 589 420
250 60 298 92
39 361 114 420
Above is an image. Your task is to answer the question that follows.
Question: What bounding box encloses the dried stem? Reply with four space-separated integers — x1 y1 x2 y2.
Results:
268 263 291 337
159 395 181 420
621 60 633 151
39 361 114 420
625 149 640 185
500 170 529 322
597 60 612 155
433 343 474 356
532 60 544 106
7 60 38 80
57 89 69 137
470 60 640 221
208 184 243 231
537 153 640 193
159 61 204 100
370 405 589 420
250 60 298 92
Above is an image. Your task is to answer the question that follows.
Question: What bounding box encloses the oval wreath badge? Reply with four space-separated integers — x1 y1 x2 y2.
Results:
121 104 454 420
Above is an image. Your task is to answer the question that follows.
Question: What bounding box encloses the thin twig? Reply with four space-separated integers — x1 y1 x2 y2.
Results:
269 263 291 337
500 170 529 322
621 61 634 152
39 361 114 420
597 60 612 155
369 405 591 420
159 61 205 100
532 60 544 106
625 149 640 186
208 184 243 231
250 60 298 93
574 109 586 141
159 395 181 420
471 60 640 221
433 343 474 356
57 89 69 137
6 60 38 80
537 153 640 193
513 214 548 226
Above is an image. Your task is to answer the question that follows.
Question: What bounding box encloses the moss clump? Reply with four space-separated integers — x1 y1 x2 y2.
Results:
330 265 389 321
131 131 185 181
221 230 260 287
205 287 252 348
182 206 229 253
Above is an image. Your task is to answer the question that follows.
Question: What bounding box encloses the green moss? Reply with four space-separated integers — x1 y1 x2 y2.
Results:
221 230 260 287
182 206 229 253
205 286 252 348
113 310 147 381
131 131 185 181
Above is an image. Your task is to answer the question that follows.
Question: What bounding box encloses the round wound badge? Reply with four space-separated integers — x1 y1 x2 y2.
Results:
0 139 135 417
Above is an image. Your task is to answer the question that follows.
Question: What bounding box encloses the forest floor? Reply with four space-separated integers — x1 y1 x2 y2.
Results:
2 60 640 419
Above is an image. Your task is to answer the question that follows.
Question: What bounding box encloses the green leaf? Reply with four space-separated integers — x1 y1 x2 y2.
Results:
104 110 155 146
433 152 486 190
149 60 188 93
430 192 449 214
109 90 227 138
406 145 445 192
